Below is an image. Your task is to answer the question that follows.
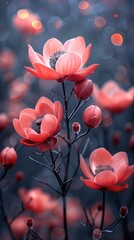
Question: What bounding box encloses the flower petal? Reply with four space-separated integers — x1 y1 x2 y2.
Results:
80 177 102 190
115 164 128 183
28 44 44 66
67 64 99 82
38 137 57 151
33 63 62 80
20 108 37 119
67 36 86 56
13 119 26 138
82 44 92 66
64 38 74 51
20 139 38 146
121 165 134 182
112 152 128 170
43 38 64 63
36 97 53 108
25 66 42 79
94 171 117 187
90 148 112 174
41 114 58 136
35 102 54 116
107 184 128 192
80 155 94 180
56 52 82 76
24 128 49 142
53 101 63 124
19 113 34 129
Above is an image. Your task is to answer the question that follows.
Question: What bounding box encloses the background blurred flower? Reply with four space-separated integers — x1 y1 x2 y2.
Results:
0 49 16 70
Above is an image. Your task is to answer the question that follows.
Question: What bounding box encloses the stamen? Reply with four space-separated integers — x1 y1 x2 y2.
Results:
31 116 43 133
49 51 65 70
94 165 114 176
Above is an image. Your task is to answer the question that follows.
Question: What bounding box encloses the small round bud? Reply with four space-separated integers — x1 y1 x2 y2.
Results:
0 147 17 168
97 203 103 211
15 171 24 182
129 135 134 152
112 131 121 145
120 206 128 218
26 218 34 228
125 122 133 134
83 105 102 128
92 228 102 240
74 79 93 100
72 122 81 133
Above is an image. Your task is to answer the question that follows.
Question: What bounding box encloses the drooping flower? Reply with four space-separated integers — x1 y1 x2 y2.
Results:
80 148 134 191
18 188 58 214
25 36 99 82
92 81 134 114
13 97 63 151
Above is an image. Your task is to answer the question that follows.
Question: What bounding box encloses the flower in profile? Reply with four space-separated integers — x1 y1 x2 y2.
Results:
18 188 58 214
80 147 134 191
25 36 99 82
92 81 134 114
13 97 63 151
12 9 43 37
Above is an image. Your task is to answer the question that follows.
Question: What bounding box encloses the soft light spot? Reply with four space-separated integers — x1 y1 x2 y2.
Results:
17 9 29 19
111 33 123 46
113 13 118 18
94 16 106 28
32 20 42 30
78 1 90 10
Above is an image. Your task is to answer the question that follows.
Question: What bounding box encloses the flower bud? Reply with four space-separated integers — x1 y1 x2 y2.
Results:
120 206 128 218
112 131 121 145
26 218 34 228
124 122 133 134
72 122 81 133
15 171 24 182
0 147 17 168
83 105 102 128
129 135 134 152
74 79 93 100
92 229 102 240
0 113 10 132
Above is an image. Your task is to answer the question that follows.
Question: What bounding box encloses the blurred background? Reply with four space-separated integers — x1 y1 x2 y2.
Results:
0 0 134 239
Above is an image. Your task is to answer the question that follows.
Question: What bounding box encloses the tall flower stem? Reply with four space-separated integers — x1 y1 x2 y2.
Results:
100 190 106 230
0 190 15 240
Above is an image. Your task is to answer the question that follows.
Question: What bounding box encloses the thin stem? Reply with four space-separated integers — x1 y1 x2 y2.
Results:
0 190 15 240
100 190 106 230
68 100 81 120
106 217 122 231
9 204 24 225
71 128 90 144
63 195 69 240
0 168 8 181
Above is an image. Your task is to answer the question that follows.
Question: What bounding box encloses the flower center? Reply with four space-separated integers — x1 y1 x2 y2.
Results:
49 51 65 70
94 165 114 176
31 116 43 133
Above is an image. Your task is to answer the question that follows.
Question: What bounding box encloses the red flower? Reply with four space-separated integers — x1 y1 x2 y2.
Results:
13 97 63 151
92 81 134 113
0 147 17 168
25 36 99 82
80 147 134 191
83 105 102 128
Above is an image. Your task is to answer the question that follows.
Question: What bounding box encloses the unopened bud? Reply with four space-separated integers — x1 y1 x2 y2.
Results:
83 105 102 128
26 218 34 228
74 79 93 100
15 171 24 182
129 135 134 152
92 228 102 240
0 147 17 168
125 123 133 134
120 206 128 218
0 113 10 132
72 122 81 133
112 131 121 145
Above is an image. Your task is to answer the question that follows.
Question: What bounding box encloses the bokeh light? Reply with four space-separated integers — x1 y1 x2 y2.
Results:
111 33 123 46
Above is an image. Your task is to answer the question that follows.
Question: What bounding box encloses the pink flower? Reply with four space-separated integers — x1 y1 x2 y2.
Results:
13 97 63 151
92 81 134 113
0 147 17 168
80 148 134 191
25 36 99 82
